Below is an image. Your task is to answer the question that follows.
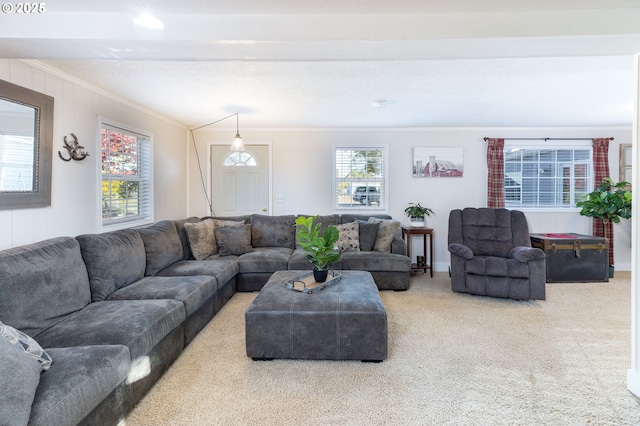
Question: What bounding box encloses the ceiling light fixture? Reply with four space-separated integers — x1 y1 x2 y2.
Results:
133 12 165 29
190 113 245 152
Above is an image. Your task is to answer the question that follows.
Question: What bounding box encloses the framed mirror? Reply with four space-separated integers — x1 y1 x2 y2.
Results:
0 79 53 209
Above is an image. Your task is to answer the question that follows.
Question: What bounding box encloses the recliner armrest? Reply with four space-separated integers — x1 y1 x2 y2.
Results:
509 246 545 263
448 243 474 260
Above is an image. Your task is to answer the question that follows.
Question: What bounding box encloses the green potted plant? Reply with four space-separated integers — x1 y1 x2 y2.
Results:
404 202 434 227
295 215 341 282
577 177 632 276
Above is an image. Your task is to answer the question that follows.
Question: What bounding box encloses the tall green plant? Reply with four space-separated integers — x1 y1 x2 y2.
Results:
295 216 340 270
577 177 632 245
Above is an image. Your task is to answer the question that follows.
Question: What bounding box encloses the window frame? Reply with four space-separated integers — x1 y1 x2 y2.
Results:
332 145 389 213
97 117 154 231
503 140 592 211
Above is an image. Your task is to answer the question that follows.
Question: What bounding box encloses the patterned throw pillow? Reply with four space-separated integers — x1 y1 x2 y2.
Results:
368 217 401 252
335 222 360 253
0 321 52 371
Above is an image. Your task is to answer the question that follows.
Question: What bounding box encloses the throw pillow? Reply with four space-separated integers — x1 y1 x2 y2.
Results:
335 222 360 253
0 336 41 426
215 224 253 256
368 217 401 252
357 220 379 251
184 219 216 260
0 321 52 371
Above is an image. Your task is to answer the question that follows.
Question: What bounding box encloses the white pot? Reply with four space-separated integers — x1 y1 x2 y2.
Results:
410 217 425 227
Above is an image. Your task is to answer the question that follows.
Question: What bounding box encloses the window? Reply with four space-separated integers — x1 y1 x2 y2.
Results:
224 151 256 166
99 118 153 229
333 146 388 211
504 142 591 209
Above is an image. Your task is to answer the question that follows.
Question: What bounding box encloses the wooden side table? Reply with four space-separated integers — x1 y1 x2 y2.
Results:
401 226 433 277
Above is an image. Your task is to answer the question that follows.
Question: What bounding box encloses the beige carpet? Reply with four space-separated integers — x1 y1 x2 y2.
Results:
124 272 640 426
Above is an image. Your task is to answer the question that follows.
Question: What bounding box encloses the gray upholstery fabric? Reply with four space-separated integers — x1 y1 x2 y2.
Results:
288 247 342 271
341 251 411 272
215 224 253 255
447 208 546 300
34 299 185 359
174 217 201 260
340 214 391 223
156 258 238 288
107 275 218 316
357 220 379 251
237 247 293 273
245 270 387 361
0 336 41 426
0 237 91 336
29 345 130 426
137 220 184 276
251 214 296 248
76 229 146 302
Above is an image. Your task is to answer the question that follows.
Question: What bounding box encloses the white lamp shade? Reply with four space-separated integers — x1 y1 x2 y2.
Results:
231 133 245 152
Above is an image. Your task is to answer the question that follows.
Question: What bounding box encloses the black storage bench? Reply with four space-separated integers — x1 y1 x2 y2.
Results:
530 233 609 283
245 270 387 362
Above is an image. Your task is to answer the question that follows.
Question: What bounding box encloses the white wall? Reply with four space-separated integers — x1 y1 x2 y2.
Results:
190 126 632 272
0 60 189 249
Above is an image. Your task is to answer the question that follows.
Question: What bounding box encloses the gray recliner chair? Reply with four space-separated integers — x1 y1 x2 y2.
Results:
447 208 546 300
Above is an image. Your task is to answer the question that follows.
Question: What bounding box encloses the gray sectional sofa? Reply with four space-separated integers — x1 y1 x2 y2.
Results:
0 213 409 426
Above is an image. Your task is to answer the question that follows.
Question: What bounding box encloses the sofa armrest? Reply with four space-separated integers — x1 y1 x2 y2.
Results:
390 233 407 256
509 246 546 263
448 243 474 260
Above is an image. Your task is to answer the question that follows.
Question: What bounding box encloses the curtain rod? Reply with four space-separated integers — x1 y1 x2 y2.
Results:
483 137 614 141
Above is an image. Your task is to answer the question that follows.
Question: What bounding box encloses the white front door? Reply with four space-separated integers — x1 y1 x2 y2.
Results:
210 144 271 216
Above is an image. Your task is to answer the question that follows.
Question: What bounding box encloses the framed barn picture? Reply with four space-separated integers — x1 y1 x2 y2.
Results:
412 147 463 178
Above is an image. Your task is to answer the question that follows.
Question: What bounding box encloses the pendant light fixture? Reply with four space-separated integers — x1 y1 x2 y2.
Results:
190 112 245 152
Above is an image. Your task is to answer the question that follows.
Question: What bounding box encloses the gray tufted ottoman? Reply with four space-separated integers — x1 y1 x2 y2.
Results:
245 270 387 362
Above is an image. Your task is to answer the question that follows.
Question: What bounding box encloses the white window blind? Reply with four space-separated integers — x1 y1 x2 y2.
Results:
504 142 592 209
333 146 388 212
99 119 153 229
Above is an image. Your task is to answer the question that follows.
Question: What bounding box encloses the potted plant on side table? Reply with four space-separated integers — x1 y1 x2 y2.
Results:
577 177 632 277
295 215 341 282
404 202 434 227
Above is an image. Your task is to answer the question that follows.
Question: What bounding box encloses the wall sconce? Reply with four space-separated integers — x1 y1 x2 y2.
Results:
58 133 89 161
190 113 244 152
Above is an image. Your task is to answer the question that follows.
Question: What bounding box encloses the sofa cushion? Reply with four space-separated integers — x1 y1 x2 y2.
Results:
335 222 360 252
156 258 239 288
357 220 379 251
237 247 293 273
461 208 514 258
76 229 146 302
0 237 91 336
288 247 342 270
107 275 218 316
251 214 296 248
184 219 216 260
216 224 253 256
29 345 131 426
367 217 401 252
0 336 41 426
341 251 411 272
137 220 184 276
34 299 185 359
0 321 52 371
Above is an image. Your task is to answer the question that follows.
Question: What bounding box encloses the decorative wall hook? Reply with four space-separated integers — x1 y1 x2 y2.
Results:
58 133 89 161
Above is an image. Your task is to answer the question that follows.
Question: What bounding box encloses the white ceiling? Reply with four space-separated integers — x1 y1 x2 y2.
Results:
1 0 639 129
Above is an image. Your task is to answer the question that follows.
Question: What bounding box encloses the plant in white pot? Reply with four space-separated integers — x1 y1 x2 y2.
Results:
576 177 632 276
404 202 434 227
295 215 341 282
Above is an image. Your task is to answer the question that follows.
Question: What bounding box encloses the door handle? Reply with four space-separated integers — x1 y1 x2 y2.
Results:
263 207 267 212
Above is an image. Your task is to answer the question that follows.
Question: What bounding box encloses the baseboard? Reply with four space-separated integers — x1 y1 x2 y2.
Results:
627 369 640 397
